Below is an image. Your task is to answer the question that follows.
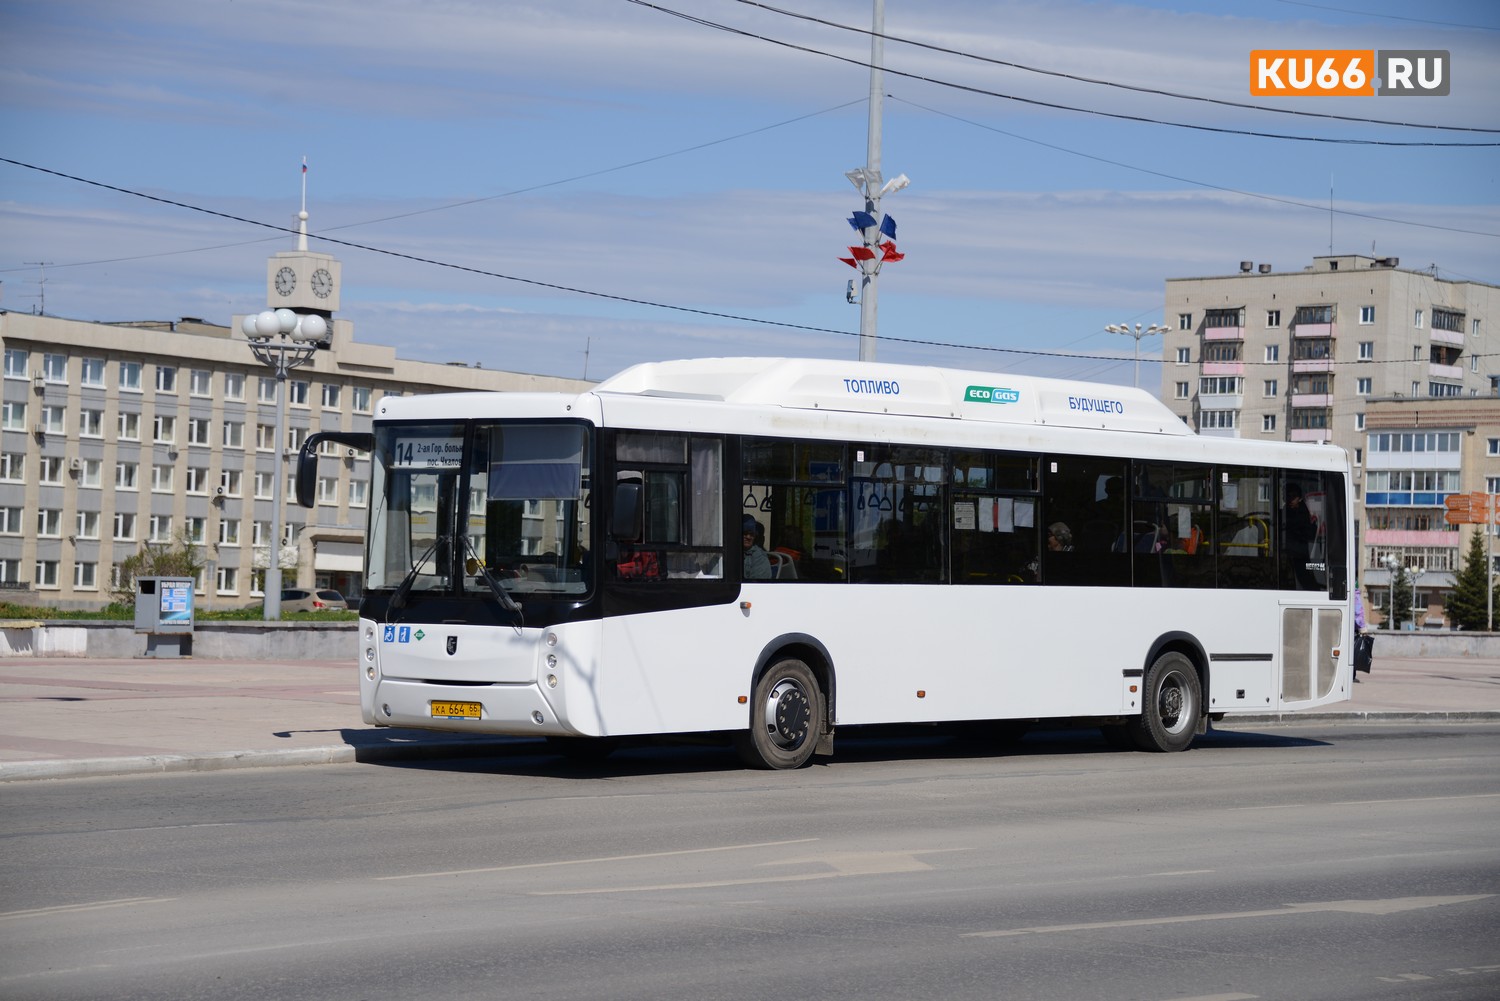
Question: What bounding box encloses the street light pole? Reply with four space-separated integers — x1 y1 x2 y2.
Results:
1105 322 1170 388
242 307 327 620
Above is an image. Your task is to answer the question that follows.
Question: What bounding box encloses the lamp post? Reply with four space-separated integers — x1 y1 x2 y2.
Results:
241 307 328 619
1105 322 1170 388
1382 554 1426 631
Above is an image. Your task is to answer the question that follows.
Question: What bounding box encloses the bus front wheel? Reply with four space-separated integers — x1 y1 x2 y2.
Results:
734 658 823 769
1128 651 1201 752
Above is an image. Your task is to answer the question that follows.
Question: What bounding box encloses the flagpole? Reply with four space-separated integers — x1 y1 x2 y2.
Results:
858 0 885 363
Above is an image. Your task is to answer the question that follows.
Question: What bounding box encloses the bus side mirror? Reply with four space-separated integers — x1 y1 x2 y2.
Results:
611 481 642 541
294 446 318 508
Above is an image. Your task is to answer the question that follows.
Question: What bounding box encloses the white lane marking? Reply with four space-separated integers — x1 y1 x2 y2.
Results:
1160 994 1258 1001
531 848 951 896
965 894 1494 938
1232 792 1500 811
0 897 177 921
376 837 818 880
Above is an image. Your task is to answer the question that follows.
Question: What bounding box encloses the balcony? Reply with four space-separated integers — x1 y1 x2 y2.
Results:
1203 326 1244 341
1291 358 1334 374
1293 322 1336 339
1290 393 1332 408
1364 529 1459 548
1429 363 1463 380
1198 393 1243 410
1201 362 1244 376
1290 428 1331 442
1431 328 1464 347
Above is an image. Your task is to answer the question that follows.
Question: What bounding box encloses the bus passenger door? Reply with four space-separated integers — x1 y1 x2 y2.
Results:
1279 604 1344 707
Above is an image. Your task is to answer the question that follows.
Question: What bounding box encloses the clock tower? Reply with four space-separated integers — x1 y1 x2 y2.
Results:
266 208 341 314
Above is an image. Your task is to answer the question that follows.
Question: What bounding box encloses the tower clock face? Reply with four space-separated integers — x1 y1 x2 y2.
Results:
311 268 334 299
275 266 297 296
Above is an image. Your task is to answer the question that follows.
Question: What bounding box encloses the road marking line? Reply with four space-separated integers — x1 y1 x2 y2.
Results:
377 837 819 880
1232 792 1500 811
0 897 176 921
965 895 1494 938
531 848 953 895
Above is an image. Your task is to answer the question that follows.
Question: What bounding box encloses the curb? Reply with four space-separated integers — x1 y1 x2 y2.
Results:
3 712 1498 782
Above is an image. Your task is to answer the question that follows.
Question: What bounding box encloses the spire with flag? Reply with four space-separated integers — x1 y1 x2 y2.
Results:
839 206 905 273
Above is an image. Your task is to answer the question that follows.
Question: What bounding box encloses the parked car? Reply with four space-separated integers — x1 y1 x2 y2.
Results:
281 588 349 612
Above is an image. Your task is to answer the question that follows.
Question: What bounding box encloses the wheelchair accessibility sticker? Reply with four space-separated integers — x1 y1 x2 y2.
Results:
383 625 414 643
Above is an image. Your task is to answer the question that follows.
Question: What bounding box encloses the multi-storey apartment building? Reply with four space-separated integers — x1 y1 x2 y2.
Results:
1162 254 1500 625
0 308 590 612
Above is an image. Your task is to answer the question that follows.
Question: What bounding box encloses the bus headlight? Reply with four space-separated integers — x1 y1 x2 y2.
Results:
547 674 558 688
546 653 557 669
366 665 376 680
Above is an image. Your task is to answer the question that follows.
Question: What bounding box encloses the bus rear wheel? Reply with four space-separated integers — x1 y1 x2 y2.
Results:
734 658 823 770
1127 651 1201 752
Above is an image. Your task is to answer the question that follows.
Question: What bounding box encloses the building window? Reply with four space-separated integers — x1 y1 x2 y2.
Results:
1204 308 1244 328
113 513 137 541
1173 381 1189 400
1355 447 1363 466
190 369 212 396
1356 413 1365 431
1175 347 1190 365
1357 377 1372 395
152 465 175 493
1433 308 1465 333
1265 345 1280 363
155 366 177 392
80 358 105 387
220 469 242 496
1199 410 1238 429
258 377 277 404
321 383 341 410
115 462 138 490
119 361 142 392
43 353 68 383
1204 343 1241 362
150 515 174 543
117 412 140 441
3 348 26 378
1474 318 1482 337
39 456 64 484
41 405 66 435
76 510 100 539
0 559 23 584
253 520 271 547
317 476 339 505
35 561 59 589
37 508 62 537
185 417 210 445
223 421 244 449
1199 377 1243 395
1414 309 1424 328
256 423 276 451
152 414 176 444
1 401 24 431
216 566 239 595
1262 414 1277 433
186 467 210 494
79 409 104 438
1294 305 1335 325
74 562 98 590
79 458 101 488
1358 341 1374 361
1266 309 1281 328
1359 306 1375 324
1263 379 1278 397
0 453 22 481
254 471 274 499
224 372 245 401
288 381 310 406
1178 313 1192 330
352 386 372 413
219 518 241 546
0 507 20 534
186 517 207 544
286 427 307 452
349 479 368 508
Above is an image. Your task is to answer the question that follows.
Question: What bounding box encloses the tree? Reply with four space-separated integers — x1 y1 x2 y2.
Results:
1387 564 1411 631
109 531 206 608
1445 530 1496 631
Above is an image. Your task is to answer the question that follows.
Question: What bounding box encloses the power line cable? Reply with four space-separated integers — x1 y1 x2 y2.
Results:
889 95 1500 240
1270 0 1500 32
734 0 1499 133
626 0 1498 147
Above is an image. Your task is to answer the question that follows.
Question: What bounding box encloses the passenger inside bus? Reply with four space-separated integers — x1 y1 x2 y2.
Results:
743 515 773 579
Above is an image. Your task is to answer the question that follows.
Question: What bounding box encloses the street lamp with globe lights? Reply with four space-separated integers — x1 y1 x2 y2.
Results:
241 307 329 619
1382 554 1426 631
1105 322 1170 388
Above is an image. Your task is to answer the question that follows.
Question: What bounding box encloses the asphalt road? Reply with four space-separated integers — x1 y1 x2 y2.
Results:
3 721 1498 1001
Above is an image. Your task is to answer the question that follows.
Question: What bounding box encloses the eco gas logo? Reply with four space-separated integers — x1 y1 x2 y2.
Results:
1250 50 1449 97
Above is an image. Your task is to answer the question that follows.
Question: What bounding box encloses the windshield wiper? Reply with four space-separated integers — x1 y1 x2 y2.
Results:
390 538 441 612
463 536 524 617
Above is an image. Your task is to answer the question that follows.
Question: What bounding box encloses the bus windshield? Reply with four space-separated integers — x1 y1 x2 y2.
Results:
367 422 592 599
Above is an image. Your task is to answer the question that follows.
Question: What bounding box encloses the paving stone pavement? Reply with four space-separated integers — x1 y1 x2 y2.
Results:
1 651 1496 781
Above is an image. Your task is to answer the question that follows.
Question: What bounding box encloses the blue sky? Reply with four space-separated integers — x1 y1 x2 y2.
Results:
1 0 1496 388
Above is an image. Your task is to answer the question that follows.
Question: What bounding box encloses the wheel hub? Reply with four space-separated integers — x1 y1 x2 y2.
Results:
765 679 811 749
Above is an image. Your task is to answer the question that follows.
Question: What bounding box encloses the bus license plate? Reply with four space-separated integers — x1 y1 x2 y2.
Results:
431 701 482 719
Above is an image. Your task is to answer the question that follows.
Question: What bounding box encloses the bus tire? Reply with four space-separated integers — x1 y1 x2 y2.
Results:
734 658 823 769
1128 651 1201 752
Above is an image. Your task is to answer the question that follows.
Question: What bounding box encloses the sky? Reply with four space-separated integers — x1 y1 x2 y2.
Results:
1 0 1497 391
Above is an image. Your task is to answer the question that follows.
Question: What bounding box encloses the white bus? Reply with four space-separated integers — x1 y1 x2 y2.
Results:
298 357 1354 769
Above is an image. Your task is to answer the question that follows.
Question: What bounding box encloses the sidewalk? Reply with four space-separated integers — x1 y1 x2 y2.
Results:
1 654 1497 781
